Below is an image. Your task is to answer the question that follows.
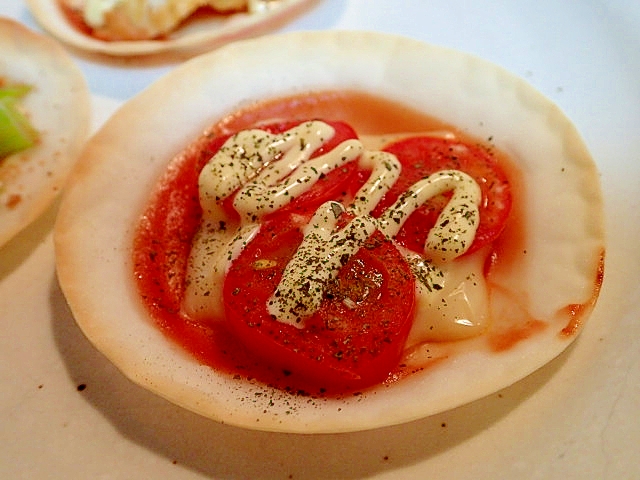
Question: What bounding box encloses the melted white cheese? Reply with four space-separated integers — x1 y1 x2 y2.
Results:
406 248 489 345
183 121 490 344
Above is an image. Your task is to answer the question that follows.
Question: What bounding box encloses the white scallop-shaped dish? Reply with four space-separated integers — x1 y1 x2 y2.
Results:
26 0 317 57
0 17 90 248
54 30 605 433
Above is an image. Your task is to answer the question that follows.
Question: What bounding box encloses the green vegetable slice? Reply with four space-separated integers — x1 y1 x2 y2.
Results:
0 86 39 158
0 84 32 100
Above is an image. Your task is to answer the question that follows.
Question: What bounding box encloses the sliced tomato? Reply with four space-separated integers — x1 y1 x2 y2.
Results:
372 136 512 255
222 212 416 391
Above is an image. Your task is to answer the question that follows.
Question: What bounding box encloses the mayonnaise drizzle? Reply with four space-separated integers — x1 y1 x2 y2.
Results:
198 121 362 224
377 169 481 262
268 202 378 326
188 121 483 331
267 149 481 327
349 150 401 216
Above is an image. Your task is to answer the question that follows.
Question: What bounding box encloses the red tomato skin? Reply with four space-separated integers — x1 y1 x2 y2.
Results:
222 213 416 391
373 136 512 256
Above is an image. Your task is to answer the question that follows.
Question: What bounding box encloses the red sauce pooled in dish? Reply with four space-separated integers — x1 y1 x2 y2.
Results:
560 254 605 337
132 90 588 394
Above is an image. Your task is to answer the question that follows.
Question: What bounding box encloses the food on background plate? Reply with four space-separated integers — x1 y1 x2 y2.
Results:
58 0 279 41
0 83 39 159
0 17 90 248
26 0 317 56
54 31 605 433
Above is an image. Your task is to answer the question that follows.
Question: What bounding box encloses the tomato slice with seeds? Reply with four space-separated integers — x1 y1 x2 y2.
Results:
222 212 416 390
372 136 512 255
